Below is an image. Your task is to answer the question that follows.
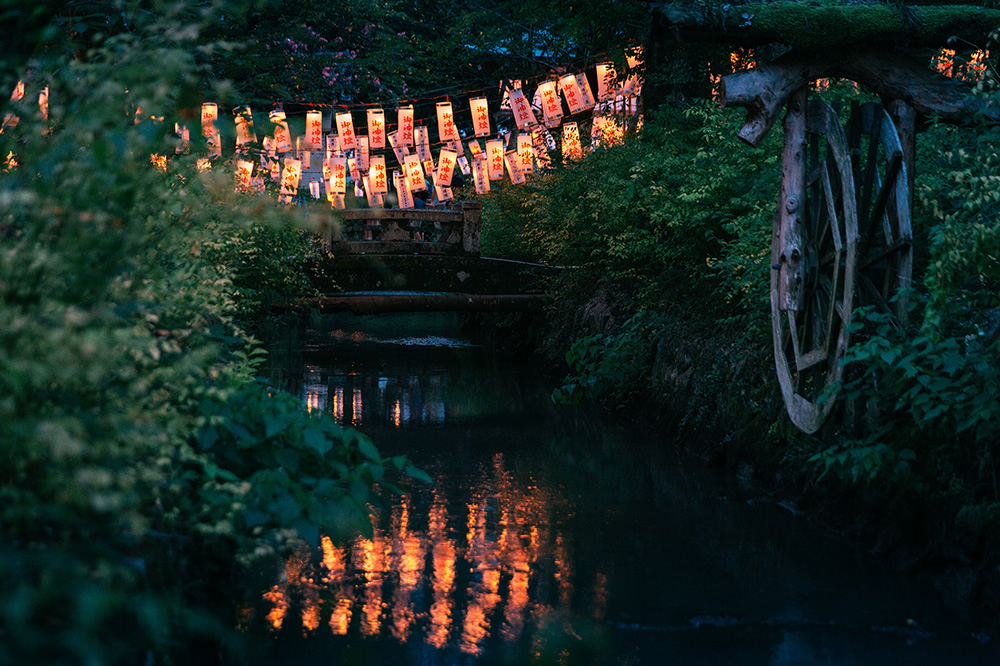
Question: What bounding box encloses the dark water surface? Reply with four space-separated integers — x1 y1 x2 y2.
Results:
250 313 997 665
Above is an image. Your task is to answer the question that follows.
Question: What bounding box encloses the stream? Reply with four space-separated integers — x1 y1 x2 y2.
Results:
247 312 998 665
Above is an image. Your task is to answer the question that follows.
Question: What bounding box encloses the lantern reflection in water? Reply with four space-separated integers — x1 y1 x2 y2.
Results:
256 454 607 655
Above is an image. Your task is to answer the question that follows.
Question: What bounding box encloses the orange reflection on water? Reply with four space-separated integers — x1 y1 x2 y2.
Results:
331 387 344 423
352 388 363 427
255 456 593 654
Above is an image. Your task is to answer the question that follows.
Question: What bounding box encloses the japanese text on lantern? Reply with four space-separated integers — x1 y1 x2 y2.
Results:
403 153 426 192
305 110 323 151
485 139 504 180
367 108 385 149
508 89 537 130
336 111 355 149
330 157 347 194
436 102 459 142
470 98 490 137
201 103 217 137
436 149 457 186
397 106 414 146
369 155 388 194
536 81 563 125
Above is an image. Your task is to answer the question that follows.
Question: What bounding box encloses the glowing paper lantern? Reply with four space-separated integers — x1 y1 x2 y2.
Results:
207 125 222 158
447 139 464 157
309 180 321 199
576 73 597 110
11 80 24 101
508 89 538 130
38 86 48 122
472 157 490 194
326 134 340 160
436 182 453 202
235 106 256 147
336 111 356 149
403 153 426 192
296 137 310 169
348 157 360 184
558 74 587 114
332 194 346 210
435 149 457 186
504 150 525 185
536 81 563 126
367 108 386 149
330 156 348 194
415 126 431 162
305 110 323 151
387 131 409 168
279 157 302 201
596 62 617 101
436 101 459 142
175 123 190 154
467 140 482 159
235 160 254 193
201 102 218 137
394 170 414 209
271 110 293 153
468 97 491 137
357 135 370 172
397 105 414 146
516 133 534 174
457 155 471 176
531 130 553 171
484 139 505 180
369 155 388 195
561 121 583 161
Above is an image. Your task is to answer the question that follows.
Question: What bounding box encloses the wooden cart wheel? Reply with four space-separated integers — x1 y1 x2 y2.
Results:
772 95 858 434
848 102 914 323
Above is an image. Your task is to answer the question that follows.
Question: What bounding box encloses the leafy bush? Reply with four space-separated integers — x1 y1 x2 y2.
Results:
0 4 411 663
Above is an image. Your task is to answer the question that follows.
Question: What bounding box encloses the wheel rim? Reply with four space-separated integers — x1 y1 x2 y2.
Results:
772 99 858 434
849 102 914 325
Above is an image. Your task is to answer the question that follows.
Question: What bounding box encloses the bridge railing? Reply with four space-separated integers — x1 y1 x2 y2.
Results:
325 201 482 256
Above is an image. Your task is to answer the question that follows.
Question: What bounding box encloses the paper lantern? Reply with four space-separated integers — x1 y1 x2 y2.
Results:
309 180 321 199
11 80 24 101
457 155 471 176
270 110 293 153
415 126 431 162
467 140 482 159
348 157 360 184
235 106 257 147
436 183 454 202
508 89 538 130
596 62 617 101
367 108 385 149
332 193 346 210
397 105 414 146
196 158 212 171
535 81 563 126
296 137 311 169
558 74 587 114
305 110 323 151
576 73 597 110
330 156 348 194
447 139 464 157
472 157 490 194
357 135 370 172
279 157 302 200
207 125 222 158
435 149 457 186
561 121 582 161
436 101 459 142
403 153 426 192
387 131 409 168
234 160 254 192
504 151 525 185
469 97 490 138
335 111 356 149
484 139 505 180
363 175 379 207
201 103 217 137
516 134 534 174
325 134 340 159
38 87 48 122
531 130 553 171
394 170 414 209
175 123 190 154
369 155 388 195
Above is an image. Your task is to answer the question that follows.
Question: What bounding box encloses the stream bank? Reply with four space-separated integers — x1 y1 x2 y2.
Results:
466 286 1000 640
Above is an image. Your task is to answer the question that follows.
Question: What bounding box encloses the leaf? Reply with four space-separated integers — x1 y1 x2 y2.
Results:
264 414 288 439
404 464 432 484
304 426 332 456
356 435 381 462
242 508 269 528
293 517 320 547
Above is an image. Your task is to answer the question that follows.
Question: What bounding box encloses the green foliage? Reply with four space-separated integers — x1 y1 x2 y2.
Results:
551 312 656 407
0 3 418 664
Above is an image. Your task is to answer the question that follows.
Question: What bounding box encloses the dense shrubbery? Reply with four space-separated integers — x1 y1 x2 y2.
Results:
0 5 421 664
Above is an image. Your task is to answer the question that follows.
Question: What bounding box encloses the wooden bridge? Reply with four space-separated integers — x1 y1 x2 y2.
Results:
278 201 555 315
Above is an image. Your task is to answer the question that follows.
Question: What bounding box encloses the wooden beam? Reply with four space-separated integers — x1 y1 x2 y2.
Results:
721 48 996 146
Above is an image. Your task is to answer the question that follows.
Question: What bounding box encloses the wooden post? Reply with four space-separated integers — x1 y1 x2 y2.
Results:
778 88 807 312
888 99 915 217
460 201 482 256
